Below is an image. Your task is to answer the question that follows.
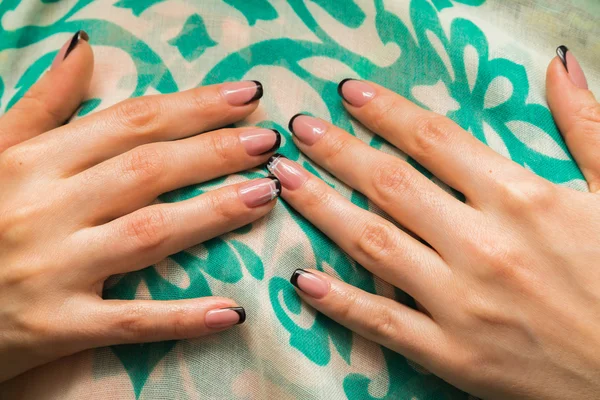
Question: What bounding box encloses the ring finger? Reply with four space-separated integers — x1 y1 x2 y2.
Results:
266 155 450 306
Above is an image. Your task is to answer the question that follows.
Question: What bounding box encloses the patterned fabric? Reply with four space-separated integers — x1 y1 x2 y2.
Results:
0 0 598 398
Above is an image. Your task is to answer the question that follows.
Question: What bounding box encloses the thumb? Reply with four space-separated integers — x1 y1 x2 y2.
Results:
546 45 600 192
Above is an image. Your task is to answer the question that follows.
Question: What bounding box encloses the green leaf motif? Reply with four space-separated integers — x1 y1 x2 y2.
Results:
168 14 217 62
223 0 278 26
113 0 165 16
310 0 366 28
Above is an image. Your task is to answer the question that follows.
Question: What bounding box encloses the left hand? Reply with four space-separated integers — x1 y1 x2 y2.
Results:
267 49 600 399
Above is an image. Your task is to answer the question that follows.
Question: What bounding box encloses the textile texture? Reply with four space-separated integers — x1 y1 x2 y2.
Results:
0 0 599 399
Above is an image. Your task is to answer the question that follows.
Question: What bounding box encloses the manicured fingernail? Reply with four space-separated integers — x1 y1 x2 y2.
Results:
266 154 308 190
240 129 280 156
289 114 327 146
221 81 263 106
205 307 246 329
557 46 588 90
290 269 329 299
337 78 376 107
51 30 89 70
239 177 281 208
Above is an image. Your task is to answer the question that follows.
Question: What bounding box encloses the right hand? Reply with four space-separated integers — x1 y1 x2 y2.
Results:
0 31 281 382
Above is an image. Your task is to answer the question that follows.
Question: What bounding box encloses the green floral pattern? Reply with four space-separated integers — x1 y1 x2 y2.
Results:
0 0 591 398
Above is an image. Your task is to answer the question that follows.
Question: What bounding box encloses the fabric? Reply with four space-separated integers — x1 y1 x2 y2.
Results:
0 0 599 398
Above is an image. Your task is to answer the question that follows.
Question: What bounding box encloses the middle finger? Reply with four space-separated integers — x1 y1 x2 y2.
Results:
71 127 280 223
288 114 478 253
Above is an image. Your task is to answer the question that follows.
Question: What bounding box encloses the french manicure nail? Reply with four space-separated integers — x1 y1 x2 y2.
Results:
266 154 308 190
337 78 376 107
51 30 89 70
221 81 263 106
557 46 588 90
205 307 246 328
289 114 327 146
290 269 329 299
240 129 281 156
239 177 281 208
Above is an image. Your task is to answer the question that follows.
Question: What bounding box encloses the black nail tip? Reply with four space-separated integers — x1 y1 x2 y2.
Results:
556 45 569 70
64 30 89 60
267 175 282 196
224 307 246 325
262 129 281 154
266 153 287 173
245 80 263 104
290 269 306 288
288 113 304 134
337 78 355 99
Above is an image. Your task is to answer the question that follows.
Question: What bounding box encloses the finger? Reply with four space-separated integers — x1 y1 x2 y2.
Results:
547 46 600 192
76 178 280 276
289 269 447 369
0 31 93 152
43 80 264 175
72 127 280 222
336 79 533 204
86 297 246 346
288 114 477 250
267 154 450 305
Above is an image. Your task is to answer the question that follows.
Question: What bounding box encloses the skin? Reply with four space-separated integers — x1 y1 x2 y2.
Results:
0 36 598 399
272 57 600 398
0 39 279 381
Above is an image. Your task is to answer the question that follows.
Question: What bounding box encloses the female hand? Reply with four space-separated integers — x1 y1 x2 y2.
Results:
0 31 281 382
267 47 600 399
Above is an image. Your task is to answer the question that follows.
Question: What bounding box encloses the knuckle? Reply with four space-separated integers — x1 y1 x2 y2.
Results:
573 103 600 131
373 162 414 200
411 116 453 158
114 97 162 135
16 88 64 124
116 308 152 340
208 192 240 221
354 221 397 265
302 184 333 210
121 145 166 183
125 209 169 251
320 135 353 161
0 145 31 175
364 307 398 340
500 180 558 214
207 133 237 164
368 98 399 132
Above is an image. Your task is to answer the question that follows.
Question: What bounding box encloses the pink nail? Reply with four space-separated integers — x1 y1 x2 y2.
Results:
239 178 281 208
221 81 263 106
557 46 588 90
205 307 246 329
289 114 327 145
338 79 376 107
290 269 329 299
266 154 308 190
240 129 280 156
51 30 89 70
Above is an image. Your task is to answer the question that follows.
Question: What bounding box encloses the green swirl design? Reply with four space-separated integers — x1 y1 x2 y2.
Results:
0 0 583 398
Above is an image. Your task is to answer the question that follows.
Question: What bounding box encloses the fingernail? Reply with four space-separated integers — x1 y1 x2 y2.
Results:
240 129 281 156
290 269 329 299
221 81 263 106
337 78 376 107
51 30 89 70
205 307 246 329
557 46 588 90
289 114 327 146
239 177 281 208
266 154 308 190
